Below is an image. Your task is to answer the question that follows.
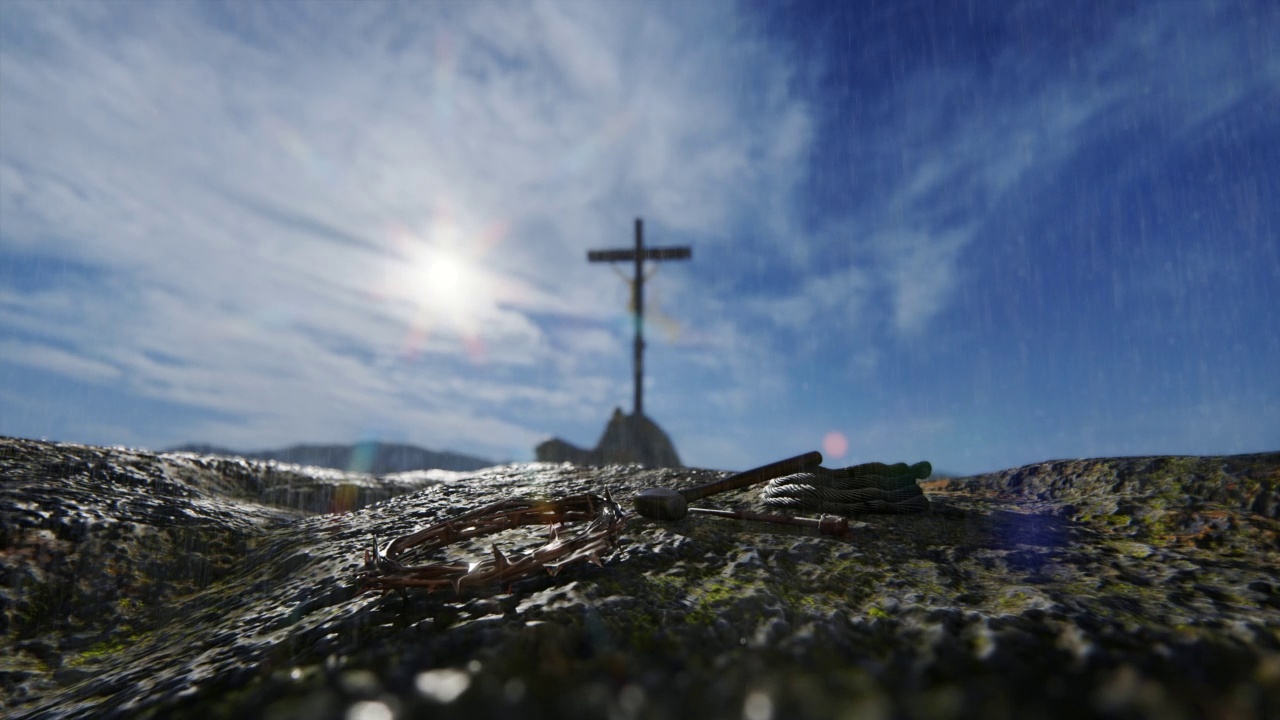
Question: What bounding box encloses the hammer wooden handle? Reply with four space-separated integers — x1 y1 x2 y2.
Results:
681 451 822 502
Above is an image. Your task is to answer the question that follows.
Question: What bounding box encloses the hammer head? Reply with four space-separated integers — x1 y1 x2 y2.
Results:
633 487 688 521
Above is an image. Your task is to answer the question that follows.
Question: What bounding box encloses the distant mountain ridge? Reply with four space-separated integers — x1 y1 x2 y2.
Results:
167 441 496 474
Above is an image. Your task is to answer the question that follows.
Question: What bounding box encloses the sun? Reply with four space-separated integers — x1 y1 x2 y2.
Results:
383 209 507 361
415 243 485 320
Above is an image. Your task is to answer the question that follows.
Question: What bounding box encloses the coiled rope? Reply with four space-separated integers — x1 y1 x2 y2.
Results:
763 461 932 515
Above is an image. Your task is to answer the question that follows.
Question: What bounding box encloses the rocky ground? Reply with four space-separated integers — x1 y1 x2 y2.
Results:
1 436 1278 719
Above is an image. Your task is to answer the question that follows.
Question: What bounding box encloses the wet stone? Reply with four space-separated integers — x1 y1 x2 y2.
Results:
750 616 791 648
1 438 1279 719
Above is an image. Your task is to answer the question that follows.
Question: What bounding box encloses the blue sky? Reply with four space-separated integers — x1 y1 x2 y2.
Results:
1 0 1276 475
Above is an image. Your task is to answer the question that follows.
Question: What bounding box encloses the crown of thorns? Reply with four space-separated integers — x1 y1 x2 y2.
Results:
357 492 627 596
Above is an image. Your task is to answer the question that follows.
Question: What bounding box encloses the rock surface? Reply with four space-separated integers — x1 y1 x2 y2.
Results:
167 442 495 475
2 436 1278 719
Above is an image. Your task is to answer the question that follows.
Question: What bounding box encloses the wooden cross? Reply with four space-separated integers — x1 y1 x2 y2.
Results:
587 218 691 417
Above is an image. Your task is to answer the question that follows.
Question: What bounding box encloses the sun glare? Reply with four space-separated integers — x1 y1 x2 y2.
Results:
384 209 508 362
419 246 480 316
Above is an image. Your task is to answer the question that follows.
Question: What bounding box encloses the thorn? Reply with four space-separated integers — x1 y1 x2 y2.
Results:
491 544 510 571
589 552 603 567
545 563 562 577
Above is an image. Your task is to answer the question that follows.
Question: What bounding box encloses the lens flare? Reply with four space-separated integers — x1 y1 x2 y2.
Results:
433 30 456 127
822 431 849 460
262 114 334 183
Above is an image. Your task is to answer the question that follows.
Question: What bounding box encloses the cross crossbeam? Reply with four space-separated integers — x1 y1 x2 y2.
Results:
586 218 691 417
587 247 691 262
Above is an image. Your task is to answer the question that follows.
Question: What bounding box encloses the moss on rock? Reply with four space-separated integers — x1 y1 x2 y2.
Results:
2 439 1279 719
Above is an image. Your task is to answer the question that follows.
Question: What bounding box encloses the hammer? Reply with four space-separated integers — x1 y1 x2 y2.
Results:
633 451 823 521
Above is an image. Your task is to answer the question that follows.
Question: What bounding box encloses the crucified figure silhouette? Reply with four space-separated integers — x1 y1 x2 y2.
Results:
612 264 681 340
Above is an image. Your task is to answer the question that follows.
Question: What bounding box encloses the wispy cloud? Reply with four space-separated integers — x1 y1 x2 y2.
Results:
2 1 1274 472
789 1 1280 348
0 0 814 461
0 338 121 382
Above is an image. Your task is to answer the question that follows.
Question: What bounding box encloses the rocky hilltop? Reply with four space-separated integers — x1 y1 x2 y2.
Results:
2 436 1278 719
536 408 682 468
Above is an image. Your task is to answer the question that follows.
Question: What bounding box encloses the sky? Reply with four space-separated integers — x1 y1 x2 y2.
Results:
1 0 1277 475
